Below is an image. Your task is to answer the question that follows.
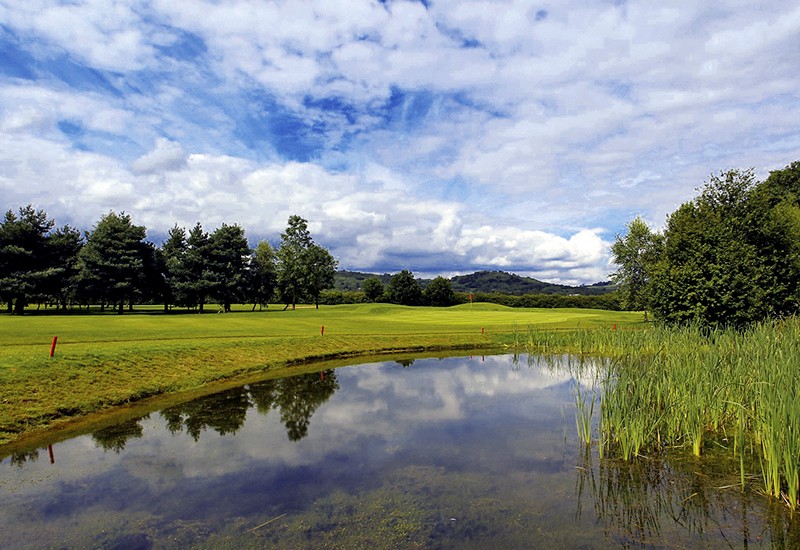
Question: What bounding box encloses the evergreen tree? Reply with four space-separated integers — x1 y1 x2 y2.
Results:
77 211 149 314
250 240 278 310
161 225 189 309
0 205 56 314
207 223 251 312
43 224 83 309
182 223 215 312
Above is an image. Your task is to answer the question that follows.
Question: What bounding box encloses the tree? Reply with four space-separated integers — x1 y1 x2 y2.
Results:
250 240 278 310
161 225 189 309
140 241 168 309
76 212 150 314
610 216 663 317
182 223 215 312
647 169 773 327
305 244 338 309
0 205 56 314
362 277 384 302
207 223 251 312
44 224 83 309
276 215 336 310
387 269 422 306
423 276 455 306
305 244 337 309
747 161 800 318
277 215 313 309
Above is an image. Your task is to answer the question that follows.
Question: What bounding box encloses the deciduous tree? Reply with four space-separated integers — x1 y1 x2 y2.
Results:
305 243 337 309
276 215 336 310
648 169 780 327
610 216 663 317
362 276 384 302
277 215 313 310
423 275 455 306
387 269 422 306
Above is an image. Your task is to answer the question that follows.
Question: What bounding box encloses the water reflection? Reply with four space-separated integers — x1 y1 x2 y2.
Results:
92 417 148 452
0 355 797 549
576 445 800 548
92 370 339 453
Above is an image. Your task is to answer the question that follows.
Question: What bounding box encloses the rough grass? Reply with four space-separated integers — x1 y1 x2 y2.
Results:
0 303 641 446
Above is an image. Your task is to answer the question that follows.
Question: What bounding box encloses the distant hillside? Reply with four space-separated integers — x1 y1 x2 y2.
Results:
334 269 616 296
450 271 615 296
334 270 393 291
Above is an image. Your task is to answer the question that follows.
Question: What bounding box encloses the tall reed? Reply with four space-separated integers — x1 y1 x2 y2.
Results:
528 319 800 510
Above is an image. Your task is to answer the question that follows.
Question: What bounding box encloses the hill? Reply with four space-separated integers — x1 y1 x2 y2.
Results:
334 270 616 296
450 271 615 295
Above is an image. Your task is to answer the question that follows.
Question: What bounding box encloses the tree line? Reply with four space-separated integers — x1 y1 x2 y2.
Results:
612 160 800 327
318 284 621 310
0 210 336 314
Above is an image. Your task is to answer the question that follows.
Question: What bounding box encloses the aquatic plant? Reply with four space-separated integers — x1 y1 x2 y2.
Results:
532 319 800 510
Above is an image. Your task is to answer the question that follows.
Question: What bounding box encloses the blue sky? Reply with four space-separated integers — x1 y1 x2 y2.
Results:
1 0 799 284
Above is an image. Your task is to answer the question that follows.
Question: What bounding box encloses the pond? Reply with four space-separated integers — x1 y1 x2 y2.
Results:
1 354 798 548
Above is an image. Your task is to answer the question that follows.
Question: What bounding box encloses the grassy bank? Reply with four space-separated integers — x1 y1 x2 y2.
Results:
0 303 638 446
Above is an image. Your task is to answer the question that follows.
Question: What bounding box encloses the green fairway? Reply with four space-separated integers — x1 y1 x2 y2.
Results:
0 304 642 446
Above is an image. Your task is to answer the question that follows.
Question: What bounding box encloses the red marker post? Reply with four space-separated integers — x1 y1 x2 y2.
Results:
49 336 58 357
320 325 325 336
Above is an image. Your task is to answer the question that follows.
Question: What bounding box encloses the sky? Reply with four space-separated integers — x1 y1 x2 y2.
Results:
1 1 799 285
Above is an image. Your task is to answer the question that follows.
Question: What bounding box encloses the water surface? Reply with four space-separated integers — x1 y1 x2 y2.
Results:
1 354 797 548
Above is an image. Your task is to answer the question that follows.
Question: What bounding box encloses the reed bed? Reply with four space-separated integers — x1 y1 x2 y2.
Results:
525 319 800 510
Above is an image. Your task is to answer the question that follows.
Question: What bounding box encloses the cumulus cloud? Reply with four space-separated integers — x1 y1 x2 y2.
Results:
131 138 188 175
1 0 799 283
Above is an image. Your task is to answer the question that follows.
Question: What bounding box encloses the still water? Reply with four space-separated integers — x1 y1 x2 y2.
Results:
1 354 798 548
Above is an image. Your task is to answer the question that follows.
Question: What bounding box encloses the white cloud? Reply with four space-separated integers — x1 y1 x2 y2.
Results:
131 138 187 175
1 0 156 71
1 0 800 283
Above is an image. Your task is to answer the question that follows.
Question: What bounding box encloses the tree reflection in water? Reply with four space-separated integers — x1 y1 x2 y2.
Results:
160 369 339 442
575 446 800 547
92 416 148 452
3 370 341 465
7 448 40 467
249 370 339 441
162 387 252 441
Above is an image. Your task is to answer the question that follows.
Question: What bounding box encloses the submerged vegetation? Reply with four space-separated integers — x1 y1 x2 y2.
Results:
527 319 800 510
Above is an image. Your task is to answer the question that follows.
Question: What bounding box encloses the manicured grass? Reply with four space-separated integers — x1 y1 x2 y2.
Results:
0 303 640 446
